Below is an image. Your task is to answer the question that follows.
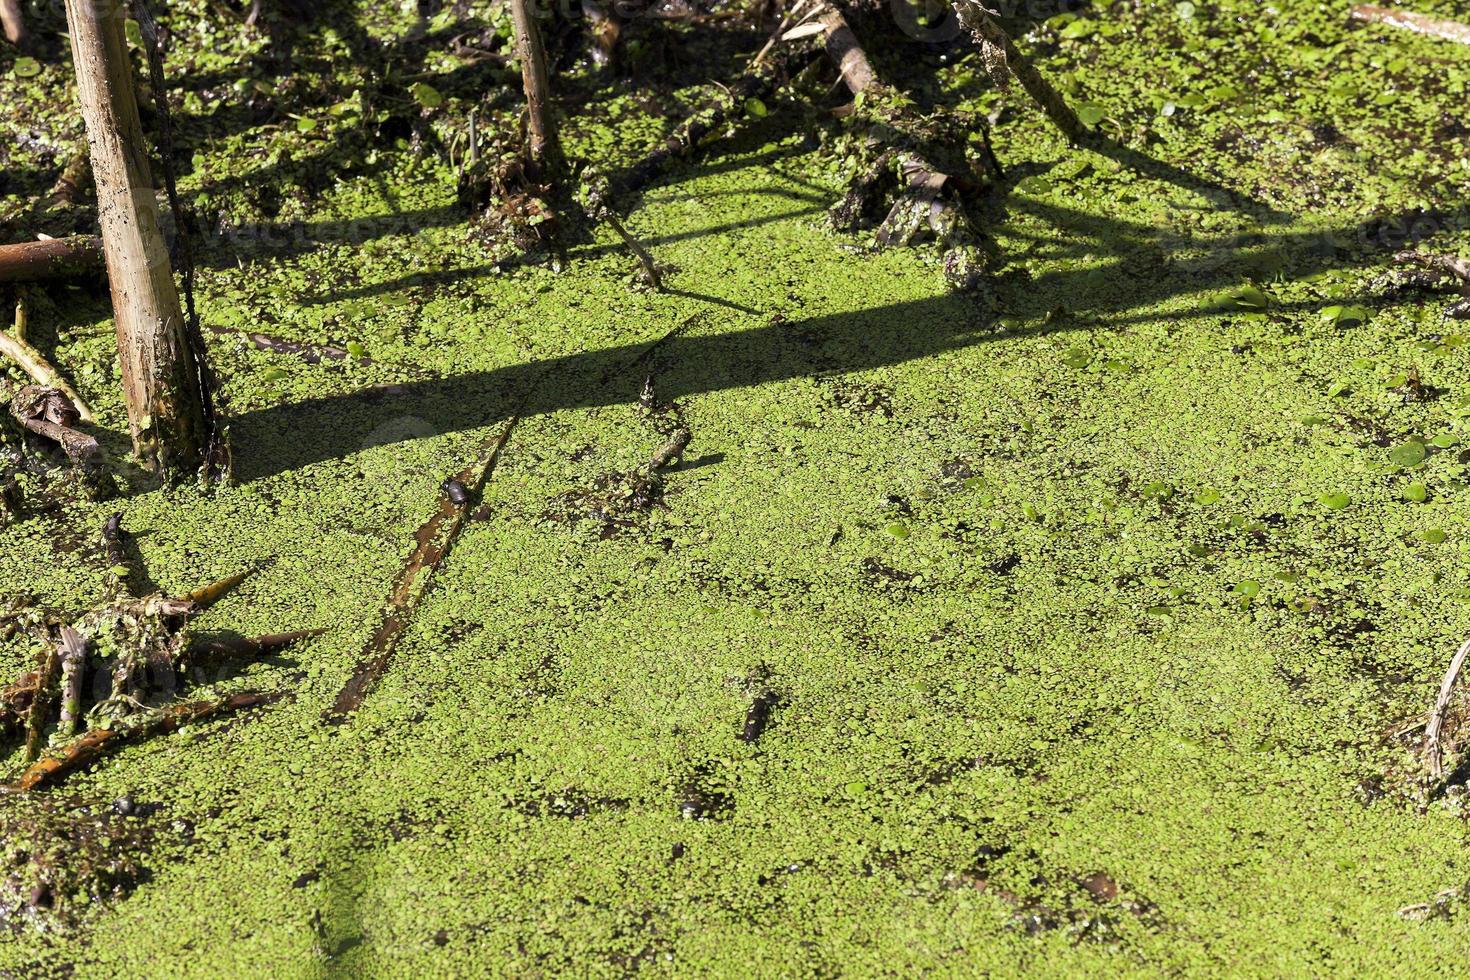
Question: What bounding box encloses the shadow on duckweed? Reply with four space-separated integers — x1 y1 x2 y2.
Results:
229 186 1461 483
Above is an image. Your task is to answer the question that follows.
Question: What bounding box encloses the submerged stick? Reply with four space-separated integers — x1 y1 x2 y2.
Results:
14 691 279 791
1351 4 1470 44
326 415 521 721
949 0 1085 142
190 628 324 660
1425 637 1470 779
203 324 370 366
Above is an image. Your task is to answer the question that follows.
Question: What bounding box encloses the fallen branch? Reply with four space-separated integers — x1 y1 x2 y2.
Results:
13 690 279 791
1351 3 1470 44
0 237 104 284
23 646 59 764
1 296 96 421
949 0 1085 143
1425 637 1470 779
326 414 521 721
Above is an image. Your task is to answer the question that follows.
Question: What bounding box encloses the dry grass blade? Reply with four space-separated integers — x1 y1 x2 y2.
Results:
1425 637 1470 779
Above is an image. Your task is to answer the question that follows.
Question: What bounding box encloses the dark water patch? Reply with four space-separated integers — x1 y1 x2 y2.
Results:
511 789 631 820
0 792 170 933
676 761 734 821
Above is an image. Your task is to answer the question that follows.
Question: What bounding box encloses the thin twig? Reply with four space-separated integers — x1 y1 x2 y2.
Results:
1425 637 1470 779
602 211 663 289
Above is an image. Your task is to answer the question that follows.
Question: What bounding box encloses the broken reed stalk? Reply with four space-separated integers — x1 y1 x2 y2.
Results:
63 0 212 476
948 0 1085 143
1350 4 1470 44
0 237 104 283
0 295 96 422
56 627 87 739
509 0 561 174
23 647 59 764
647 427 692 472
181 568 256 610
14 691 278 791
0 0 27 49
1425 637 1470 779
816 2 877 95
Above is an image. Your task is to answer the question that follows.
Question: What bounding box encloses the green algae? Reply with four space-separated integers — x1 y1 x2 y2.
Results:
5 0 1470 972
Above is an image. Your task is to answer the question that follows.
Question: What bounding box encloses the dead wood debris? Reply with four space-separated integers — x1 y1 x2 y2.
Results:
0 791 158 932
807 0 997 289
1 292 95 421
0 515 306 788
1395 250 1470 317
15 691 280 792
545 373 692 536
4 384 113 498
1351 3 1470 44
948 0 1087 142
0 238 104 285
